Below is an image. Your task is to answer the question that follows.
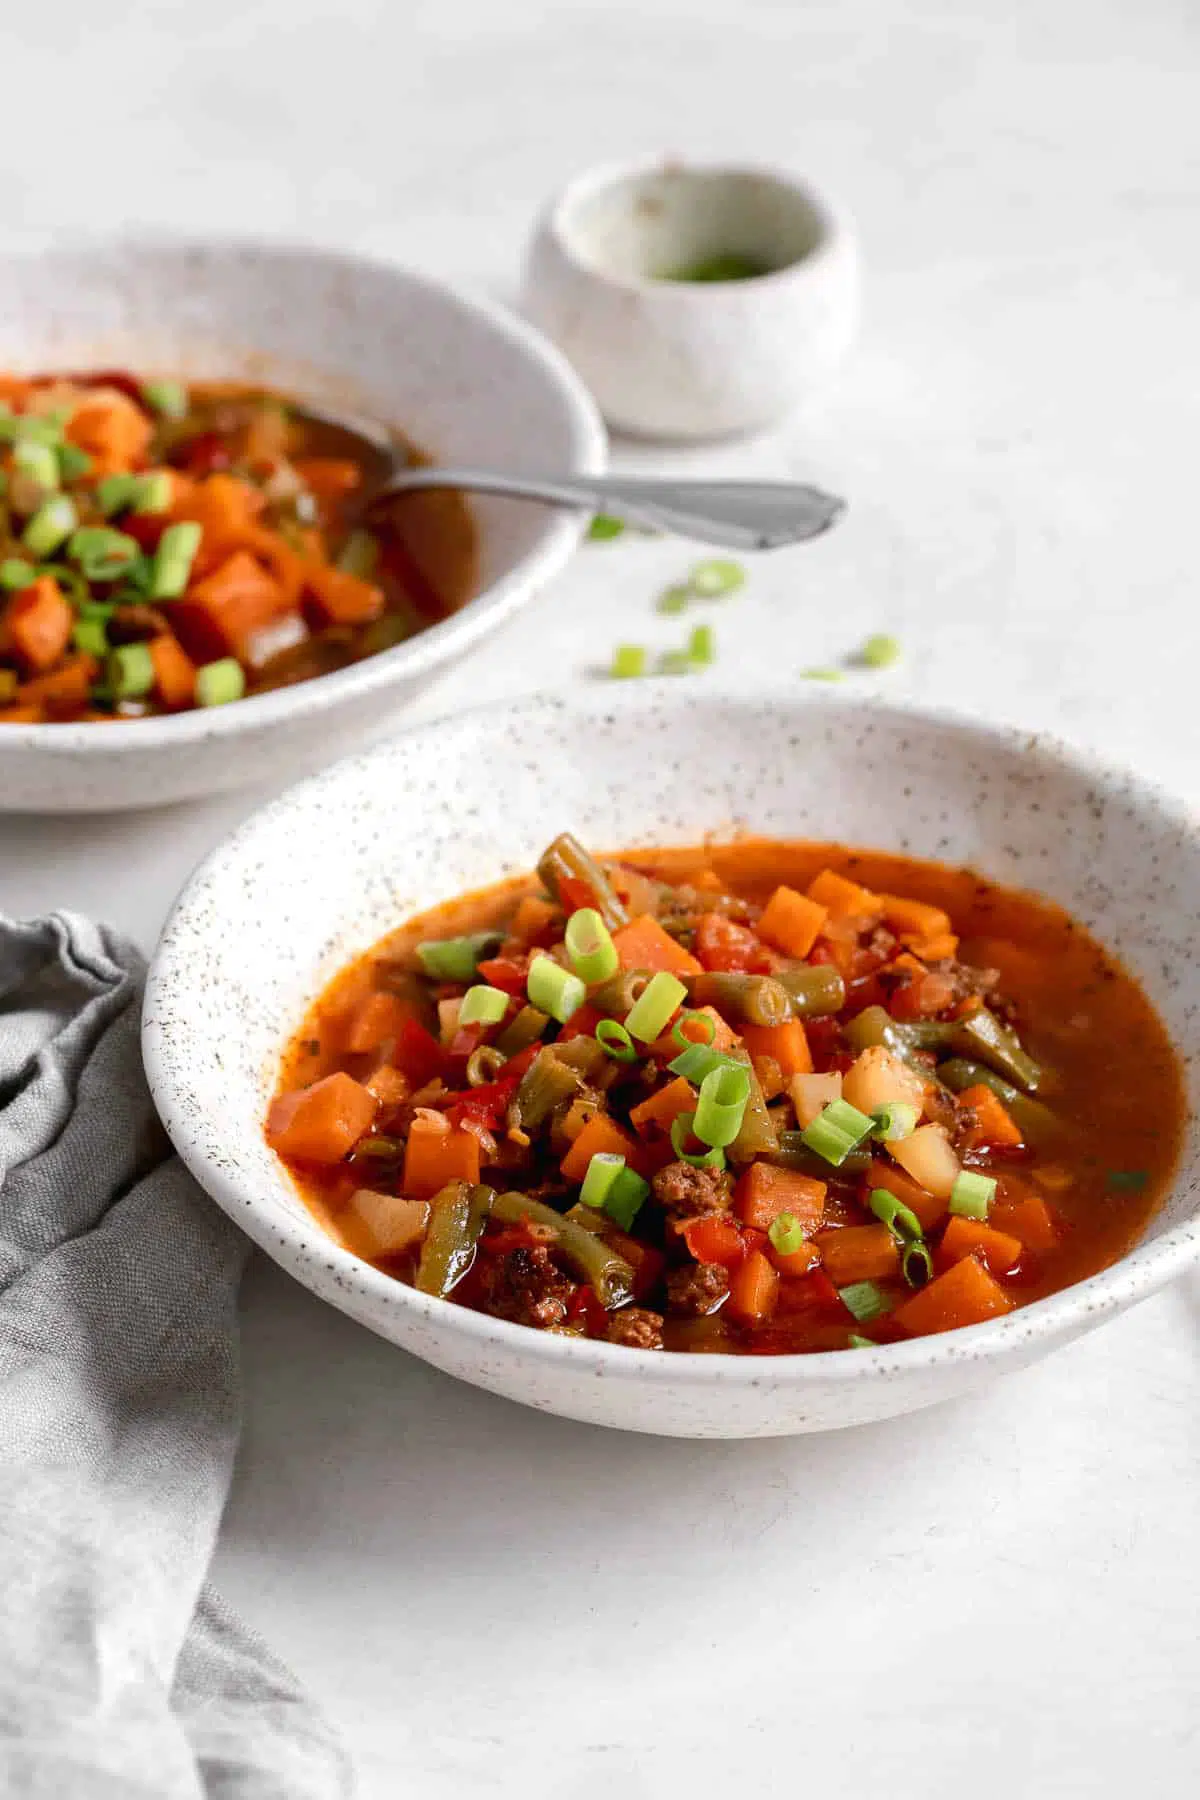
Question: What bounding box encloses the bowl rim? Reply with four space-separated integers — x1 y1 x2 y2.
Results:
0 233 607 755
144 685 1200 1387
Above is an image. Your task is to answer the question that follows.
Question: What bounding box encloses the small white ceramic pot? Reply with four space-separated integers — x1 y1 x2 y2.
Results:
523 157 859 440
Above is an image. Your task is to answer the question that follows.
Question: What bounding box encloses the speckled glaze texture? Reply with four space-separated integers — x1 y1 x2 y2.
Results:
144 690 1200 1438
0 238 605 812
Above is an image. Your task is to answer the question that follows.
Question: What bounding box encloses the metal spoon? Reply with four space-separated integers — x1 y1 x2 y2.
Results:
292 401 846 551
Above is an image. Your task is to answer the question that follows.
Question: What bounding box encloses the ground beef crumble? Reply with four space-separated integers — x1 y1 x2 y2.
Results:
476 1245 574 1330
651 1159 733 1220
605 1307 665 1350
666 1261 730 1317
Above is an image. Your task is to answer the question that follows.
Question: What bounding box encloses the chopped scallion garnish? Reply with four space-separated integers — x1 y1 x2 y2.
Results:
668 1111 726 1169
868 1187 924 1242
72 617 109 658
581 1151 625 1208
132 471 173 515
948 1170 996 1219
801 666 845 683
860 633 902 669
657 650 693 676
693 1061 750 1148
609 644 647 679
107 642 155 701
22 495 78 558
13 438 60 492
847 1333 877 1349
96 474 140 517
337 528 379 578
902 1241 934 1288
194 658 246 708
657 585 691 615
579 1152 649 1229
801 1097 874 1167
667 1042 735 1086
415 932 503 982
150 521 202 599
587 514 625 541
840 1280 890 1323
564 907 619 985
0 558 37 590
625 970 688 1043
767 1211 806 1257
458 984 510 1027
688 624 715 666
871 1101 920 1143
689 559 745 598
67 527 140 582
140 379 189 421
527 953 587 1024
595 1019 639 1062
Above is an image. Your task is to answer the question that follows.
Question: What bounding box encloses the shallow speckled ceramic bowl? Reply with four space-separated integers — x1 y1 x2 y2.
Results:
144 689 1200 1438
0 238 604 812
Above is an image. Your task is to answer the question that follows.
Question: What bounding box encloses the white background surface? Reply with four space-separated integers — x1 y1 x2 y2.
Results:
2 0 1199 1793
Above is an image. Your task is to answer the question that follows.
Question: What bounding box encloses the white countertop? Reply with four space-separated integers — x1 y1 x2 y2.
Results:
3 0 1199 1793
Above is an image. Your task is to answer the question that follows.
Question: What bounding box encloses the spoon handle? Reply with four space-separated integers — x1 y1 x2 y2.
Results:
377 468 845 550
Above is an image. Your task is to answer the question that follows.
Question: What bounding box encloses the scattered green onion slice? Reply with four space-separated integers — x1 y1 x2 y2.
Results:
693 1061 751 1148
337 527 379 578
0 558 37 590
657 585 691 615
860 633 902 669
67 527 140 581
458 984 510 1027
107 642 155 701
13 439 60 492
564 907 619 985
527 953 587 1024
801 667 845 683
625 970 688 1043
132 471 173 515
801 1097 875 1167
194 658 246 708
868 1187 924 1242
948 1170 997 1220
56 442 92 482
609 644 647 679
150 521 202 599
96 474 140 517
673 1011 716 1051
415 931 502 983
902 1241 935 1289
0 411 63 447
668 1042 736 1085
688 624 715 666
847 1333 877 1349
1106 1169 1148 1192
669 1111 726 1169
871 1101 920 1143
72 617 109 658
580 1151 626 1209
840 1280 890 1323
587 514 625 541
689 559 745 598
140 379 189 420
604 1165 650 1230
595 1019 639 1062
767 1211 806 1256
657 650 693 676
22 495 78 558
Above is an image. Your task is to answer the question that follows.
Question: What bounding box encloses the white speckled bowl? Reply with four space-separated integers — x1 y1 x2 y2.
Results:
0 238 605 812
144 689 1200 1438
523 158 858 439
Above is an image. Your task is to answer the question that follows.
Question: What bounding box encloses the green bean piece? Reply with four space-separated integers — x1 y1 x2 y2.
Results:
769 1131 871 1178
936 1059 1057 1143
495 1004 549 1056
727 1047 779 1163
490 1191 634 1307
776 963 847 1018
951 1006 1042 1094
511 1047 582 1131
352 1134 404 1159
415 1182 494 1297
555 1034 608 1079
592 967 652 1018
844 1006 955 1059
686 971 790 1028
466 1045 508 1087
536 832 629 931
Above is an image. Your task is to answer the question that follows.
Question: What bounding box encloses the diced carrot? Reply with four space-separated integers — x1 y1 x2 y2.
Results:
816 1223 900 1285
363 1064 411 1108
291 457 362 502
735 1163 826 1232
889 959 957 1020
18 653 97 709
768 1236 822 1278
3 576 73 672
611 913 703 977
629 1076 697 1139
692 913 768 973
0 375 34 406
806 868 881 920
757 885 829 958
681 1213 745 1268
892 1253 1014 1335
148 634 197 710
867 1157 946 1233
173 473 264 547
560 1112 641 1183
65 388 153 475
726 1249 780 1323
170 550 290 662
234 527 306 605
401 1112 481 1197
901 931 959 962
342 990 413 1055
878 894 953 939
957 1083 1024 1150
0 703 43 723
303 562 385 627
740 1019 812 1080
508 895 558 946
266 1071 377 1163
938 1215 1023 1275
990 1185 1060 1251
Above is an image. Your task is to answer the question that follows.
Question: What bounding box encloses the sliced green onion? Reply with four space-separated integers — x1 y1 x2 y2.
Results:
195 658 246 708
56 442 92 482
587 514 625 541
667 1042 736 1085
72 617 109 658
657 585 691 615
860 633 902 669
948 1170 996 1219
669 1111 725 1169
337 528 379 578
48 565 89 606
150 521 202 598
767 1211 806 1256
22 495 78 557
657 650 693 676
458 984 510 1027
107 642 155 700
1106 1169 1148 1192
868 1188 924 1242
688 624 715 666
693 1062 751 1148
840 1280 890 1323
132 471 173 515
527 954 586 1024
67 527 140 581
625 970 688 1043
689 559 745 598
415 931 503 983
564 907 619 985
605 1165 650 1230
609 644 647 679
902 1241 934 1288
580 1151 626 1209
673 1012 716 1051
801 666 845 683
847 1333 877 1349
0 558 37 590
871 1101 920 1143
595 1019 638 1062
141 379 189 420
96 474 140 516
0 411 63 446
801 1097 874 1167
13 439 60 492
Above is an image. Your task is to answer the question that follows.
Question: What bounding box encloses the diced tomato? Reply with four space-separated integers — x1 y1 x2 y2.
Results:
174 430 233 476
392 1017 446 1085
59 368 145 402
774 1267 847 1319
446 1023 486 1065
556 1004 603 1042
445 1071 520 1133
557 875 594 914
693 913 771 974
680 1213 746 1269
565 1284 610 1337
804 1016 843 1070
476 955 528 995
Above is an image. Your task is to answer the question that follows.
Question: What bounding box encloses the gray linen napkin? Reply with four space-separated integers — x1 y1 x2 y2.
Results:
0 913 352 1799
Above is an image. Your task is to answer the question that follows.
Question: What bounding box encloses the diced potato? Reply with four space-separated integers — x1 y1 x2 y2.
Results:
790 1070 842 1128
889 1123 960 1198
841 1046 927 1118
348 1190 430 1256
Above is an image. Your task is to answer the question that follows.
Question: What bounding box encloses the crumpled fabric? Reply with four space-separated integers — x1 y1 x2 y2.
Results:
0 912 352 1799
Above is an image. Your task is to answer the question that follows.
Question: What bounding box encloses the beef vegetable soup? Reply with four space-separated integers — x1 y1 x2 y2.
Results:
0 372 475 723
268 836 1183 1354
